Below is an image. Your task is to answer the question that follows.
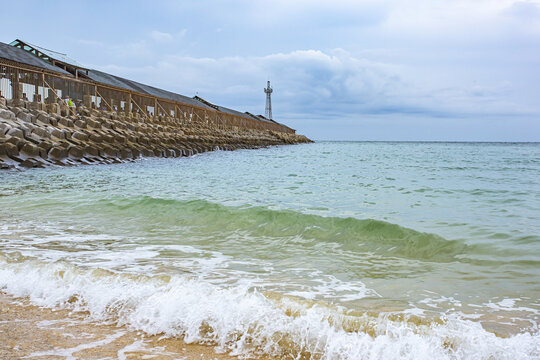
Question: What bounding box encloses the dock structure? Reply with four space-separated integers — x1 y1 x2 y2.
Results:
0 39 295 134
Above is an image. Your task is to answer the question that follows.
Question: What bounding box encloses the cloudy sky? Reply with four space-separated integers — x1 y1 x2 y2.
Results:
3 0 539 140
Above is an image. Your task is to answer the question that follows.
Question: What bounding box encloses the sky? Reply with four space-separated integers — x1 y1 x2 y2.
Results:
2 0 539 141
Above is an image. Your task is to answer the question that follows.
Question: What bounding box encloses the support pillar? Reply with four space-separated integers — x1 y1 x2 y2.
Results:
11 70 22 100
83 94 92 108
126 93 132 114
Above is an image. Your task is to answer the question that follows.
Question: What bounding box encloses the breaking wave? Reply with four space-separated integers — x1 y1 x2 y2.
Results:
0 253 538 360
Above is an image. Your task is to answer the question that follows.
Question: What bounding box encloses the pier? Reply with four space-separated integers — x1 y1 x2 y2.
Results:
0 40 310 169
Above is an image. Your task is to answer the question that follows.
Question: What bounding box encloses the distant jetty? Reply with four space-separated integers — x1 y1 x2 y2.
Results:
0 40 311 169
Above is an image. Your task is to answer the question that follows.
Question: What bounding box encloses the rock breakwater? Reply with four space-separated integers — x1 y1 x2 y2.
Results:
0 99 311 170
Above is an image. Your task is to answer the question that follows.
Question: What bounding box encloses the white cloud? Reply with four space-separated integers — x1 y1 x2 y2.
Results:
95 48 530 124
150 30 174 43
2 0 539 140
70 0 540 140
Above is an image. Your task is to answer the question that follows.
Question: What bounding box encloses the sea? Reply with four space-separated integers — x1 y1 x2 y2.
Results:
0 141 539 359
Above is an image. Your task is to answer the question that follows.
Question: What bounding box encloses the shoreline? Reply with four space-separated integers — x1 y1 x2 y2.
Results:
0 98 312 170
0 291 272 360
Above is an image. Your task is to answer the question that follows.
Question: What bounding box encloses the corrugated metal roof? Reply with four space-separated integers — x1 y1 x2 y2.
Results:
245 112 274 124
194 96 266 120
86 69 215 109
245 112 294 130
10 39 86 69
0 42 72 75
217 105 252 119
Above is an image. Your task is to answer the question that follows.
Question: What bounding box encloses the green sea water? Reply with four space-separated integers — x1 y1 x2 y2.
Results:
0 142 539 359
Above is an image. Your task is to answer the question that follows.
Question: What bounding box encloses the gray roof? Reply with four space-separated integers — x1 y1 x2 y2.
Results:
244 112 294 130
244 112 273 123
216 104 251 118
0 42 72 75
194 96 262 119
10 39 86 69
86 69 215 109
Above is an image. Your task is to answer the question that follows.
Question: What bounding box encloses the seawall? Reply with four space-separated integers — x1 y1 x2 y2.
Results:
0 98 312 170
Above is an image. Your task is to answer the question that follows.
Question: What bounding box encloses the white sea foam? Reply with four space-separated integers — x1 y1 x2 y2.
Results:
0 257 538 360
25 332 125 360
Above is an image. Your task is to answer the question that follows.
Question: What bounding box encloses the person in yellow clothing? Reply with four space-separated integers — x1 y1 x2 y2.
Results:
66 97 75 107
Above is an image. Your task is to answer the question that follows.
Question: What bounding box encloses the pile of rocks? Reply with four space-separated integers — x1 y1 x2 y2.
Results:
0 99 311 170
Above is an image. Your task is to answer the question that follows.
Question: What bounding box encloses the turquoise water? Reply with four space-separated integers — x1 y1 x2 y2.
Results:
1 142 539 359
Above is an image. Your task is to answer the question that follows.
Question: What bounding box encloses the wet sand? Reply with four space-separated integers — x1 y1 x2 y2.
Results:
0 292 271 360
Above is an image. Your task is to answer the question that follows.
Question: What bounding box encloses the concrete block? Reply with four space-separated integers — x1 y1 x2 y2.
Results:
35 112 50 125
59 118 74 128
0 109 16 121
68 145 84 160
48 146 68 160
74 120 87 129
3 142 19 157
71 131 89 141
7 128 24 139
49 128 65 140
31 127 51 139
20 142 40 157
119 148 132 159
84 145 100 157
47 103 61 115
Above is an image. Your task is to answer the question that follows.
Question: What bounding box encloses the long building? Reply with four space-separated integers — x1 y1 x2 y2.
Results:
0 39 295 134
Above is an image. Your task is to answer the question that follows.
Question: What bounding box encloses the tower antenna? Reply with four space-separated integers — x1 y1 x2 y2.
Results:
264 80 273 120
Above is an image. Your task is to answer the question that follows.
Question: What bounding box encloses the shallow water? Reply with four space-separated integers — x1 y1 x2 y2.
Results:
0 142 539 359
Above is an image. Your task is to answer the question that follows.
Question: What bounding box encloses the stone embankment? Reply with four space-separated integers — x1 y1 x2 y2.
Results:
0 99 311 170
